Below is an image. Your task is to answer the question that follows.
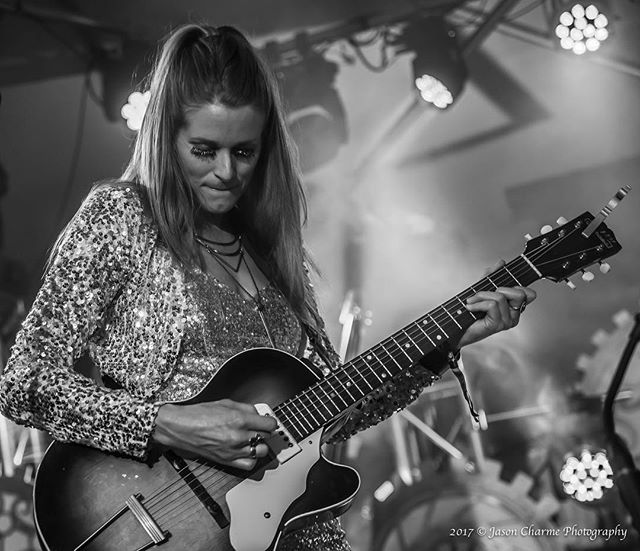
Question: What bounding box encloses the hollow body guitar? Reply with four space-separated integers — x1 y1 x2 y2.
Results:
33 208 624 551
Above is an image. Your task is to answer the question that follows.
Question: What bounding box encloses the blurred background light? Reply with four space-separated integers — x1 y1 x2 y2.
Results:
554 3 609 55
560 448 614 504
401 17 467 109
120 90 150 131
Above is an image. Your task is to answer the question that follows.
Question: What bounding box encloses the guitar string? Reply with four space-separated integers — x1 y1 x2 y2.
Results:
282 222 597 435
274 233 597 440
275 256 533 437
118 229 593 525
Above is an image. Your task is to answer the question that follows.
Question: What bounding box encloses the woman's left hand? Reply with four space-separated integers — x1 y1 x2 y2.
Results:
457 260 537 349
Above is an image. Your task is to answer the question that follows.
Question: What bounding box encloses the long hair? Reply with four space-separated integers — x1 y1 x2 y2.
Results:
121 24 321 330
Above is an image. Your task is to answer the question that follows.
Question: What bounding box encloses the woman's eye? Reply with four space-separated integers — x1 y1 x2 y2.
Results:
190 146 215 159
234 148 256 159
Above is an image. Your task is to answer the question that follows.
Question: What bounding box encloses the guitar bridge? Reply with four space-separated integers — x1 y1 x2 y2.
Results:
255 403 301 463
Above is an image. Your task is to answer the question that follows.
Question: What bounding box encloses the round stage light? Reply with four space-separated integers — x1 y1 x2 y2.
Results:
555 3 609 55
559 449 614 504
120 90 150 131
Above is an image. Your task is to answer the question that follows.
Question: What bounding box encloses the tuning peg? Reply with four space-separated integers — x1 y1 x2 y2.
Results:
599 262 611 274
540 225 553 234
581 270 595 282
524 233 533 241
565 279 577 290
556 216 568 225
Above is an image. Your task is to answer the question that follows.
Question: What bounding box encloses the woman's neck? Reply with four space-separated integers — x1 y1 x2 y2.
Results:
195 212 239 241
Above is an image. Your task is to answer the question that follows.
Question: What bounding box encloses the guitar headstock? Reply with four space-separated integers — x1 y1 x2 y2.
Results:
523 212 621 284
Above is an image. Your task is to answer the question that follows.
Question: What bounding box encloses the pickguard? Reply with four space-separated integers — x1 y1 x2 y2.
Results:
226 429 322 551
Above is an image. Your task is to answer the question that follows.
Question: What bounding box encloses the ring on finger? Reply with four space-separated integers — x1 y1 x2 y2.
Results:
249 433 262 447
249 443 257 460
509 302 526 313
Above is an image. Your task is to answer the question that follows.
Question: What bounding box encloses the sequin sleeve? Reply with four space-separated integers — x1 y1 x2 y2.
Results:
301 269 447 443
0 185 159 459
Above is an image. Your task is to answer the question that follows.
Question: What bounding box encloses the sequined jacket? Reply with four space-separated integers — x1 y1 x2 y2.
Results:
0 184 444 460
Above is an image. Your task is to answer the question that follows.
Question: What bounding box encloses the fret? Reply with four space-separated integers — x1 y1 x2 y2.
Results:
343 365 369 395
288 398 317 432
376 342 403 370
320 378 350 409
441 305 463 329
390 335 414 362
414 319 437 347
485 275 498 290
362 352 391 380
333 371 358 402
278 402 309 437
401 329 424 356
427 313 449 341
454 295 473 317
308 386 333 420
291 395 318 432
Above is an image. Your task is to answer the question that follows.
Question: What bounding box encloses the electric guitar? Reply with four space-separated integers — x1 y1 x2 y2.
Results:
33 192 628 551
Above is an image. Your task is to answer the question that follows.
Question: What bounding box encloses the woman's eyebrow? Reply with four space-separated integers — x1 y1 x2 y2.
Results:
188 137 259 147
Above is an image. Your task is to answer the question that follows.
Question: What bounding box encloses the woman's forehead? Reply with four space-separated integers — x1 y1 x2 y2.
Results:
181 102 265 143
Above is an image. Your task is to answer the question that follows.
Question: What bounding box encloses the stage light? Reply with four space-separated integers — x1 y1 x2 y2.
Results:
120 90 150 131
401 17 467 109
98 38 152 124
554 3 609 55
266 40 348 172
559 449 614 503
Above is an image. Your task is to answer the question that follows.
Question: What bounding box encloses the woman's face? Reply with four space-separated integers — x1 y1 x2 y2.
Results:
176 101 265 220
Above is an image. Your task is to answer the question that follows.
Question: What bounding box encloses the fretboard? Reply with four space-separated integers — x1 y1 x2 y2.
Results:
274 255 540 441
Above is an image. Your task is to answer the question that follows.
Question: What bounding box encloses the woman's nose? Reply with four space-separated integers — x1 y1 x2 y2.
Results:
213 150 235 181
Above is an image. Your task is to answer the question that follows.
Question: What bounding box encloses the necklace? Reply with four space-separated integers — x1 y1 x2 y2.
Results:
195 232 240 247
196 236 276 347
194 234 243 272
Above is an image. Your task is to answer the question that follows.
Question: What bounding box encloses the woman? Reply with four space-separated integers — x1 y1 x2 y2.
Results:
0 24 535 550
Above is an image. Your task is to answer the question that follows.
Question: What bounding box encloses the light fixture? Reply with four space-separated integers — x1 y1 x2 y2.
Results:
98 38 152 125
401 17 467 109
120 90 150 131
265 38 348 173
555 3 609 55
559 448 614 504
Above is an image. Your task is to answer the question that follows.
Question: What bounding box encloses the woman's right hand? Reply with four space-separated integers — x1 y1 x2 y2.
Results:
152 399 277 470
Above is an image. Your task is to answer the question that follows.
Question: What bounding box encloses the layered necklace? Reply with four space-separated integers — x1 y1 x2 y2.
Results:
194 232 276 347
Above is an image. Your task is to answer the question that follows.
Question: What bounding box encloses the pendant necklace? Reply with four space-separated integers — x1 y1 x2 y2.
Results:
195 234 276 347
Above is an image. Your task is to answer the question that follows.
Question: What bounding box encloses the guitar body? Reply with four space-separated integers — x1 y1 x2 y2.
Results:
33 348 360 551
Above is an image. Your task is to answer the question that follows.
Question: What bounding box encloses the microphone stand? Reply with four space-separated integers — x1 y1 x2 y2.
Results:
603 311 640 535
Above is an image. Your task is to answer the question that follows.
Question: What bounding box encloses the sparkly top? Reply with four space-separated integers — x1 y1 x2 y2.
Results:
158 269 303 402
0 183 445 463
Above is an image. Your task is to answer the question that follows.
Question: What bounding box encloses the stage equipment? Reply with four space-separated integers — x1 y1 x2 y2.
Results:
400 17 467 109
120 90 150 131
372 460 562 551
554 2 609 55
97 38 152 124
559 448 614 503
264 36 348 173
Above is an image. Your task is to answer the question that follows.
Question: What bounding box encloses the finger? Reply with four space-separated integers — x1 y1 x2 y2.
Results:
242 442 270 460
465 299 509 330
467 291 511 320
221 400 278 432
483 258 506 276
228 457 258 471
496 287 528 309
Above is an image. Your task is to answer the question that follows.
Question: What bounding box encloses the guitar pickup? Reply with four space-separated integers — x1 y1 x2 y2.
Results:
254 403 301 463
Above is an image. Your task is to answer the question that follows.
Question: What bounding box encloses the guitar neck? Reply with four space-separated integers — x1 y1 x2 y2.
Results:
275 255 541 441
